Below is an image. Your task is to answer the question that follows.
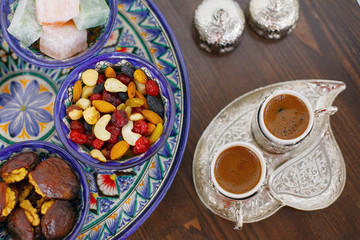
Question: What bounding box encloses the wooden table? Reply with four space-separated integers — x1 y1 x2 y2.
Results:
129 0 360 239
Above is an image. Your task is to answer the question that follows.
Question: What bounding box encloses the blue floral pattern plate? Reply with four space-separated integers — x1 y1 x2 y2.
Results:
0 1 190 239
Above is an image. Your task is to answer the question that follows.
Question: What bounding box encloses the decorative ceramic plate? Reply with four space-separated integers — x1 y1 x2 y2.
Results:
193 80 345 225
0 0 190 239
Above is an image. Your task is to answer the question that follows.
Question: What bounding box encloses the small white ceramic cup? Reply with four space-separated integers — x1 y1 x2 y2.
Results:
258 90 314 146
210 142 267 229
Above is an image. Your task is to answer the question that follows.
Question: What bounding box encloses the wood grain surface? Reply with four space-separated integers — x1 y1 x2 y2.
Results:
128 0 360 239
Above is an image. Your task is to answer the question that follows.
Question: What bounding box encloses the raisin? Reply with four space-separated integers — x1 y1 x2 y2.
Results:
133 120 148 135
117 135 124 142
70 120 85 133
85 131 96 146
111 110 128 127
84 122 92 131
103 90 121 106
118 92 128 102
106 124 121 144
146 95 164 117
133 137 150 154
97 74 106 84
121 65 135 77
93 82 105 94
69 130 87 144
90 93 103 102
92 138 104 149
116 74 132 86
145 80 159 96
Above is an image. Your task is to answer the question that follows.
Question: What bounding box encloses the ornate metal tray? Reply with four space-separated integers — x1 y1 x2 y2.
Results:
193 80 346 224
0 0 190 239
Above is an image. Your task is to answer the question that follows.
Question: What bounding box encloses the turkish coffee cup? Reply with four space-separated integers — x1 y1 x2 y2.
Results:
210 142 267 229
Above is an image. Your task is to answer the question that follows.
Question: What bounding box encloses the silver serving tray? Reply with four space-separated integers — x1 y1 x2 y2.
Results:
193 80 346 224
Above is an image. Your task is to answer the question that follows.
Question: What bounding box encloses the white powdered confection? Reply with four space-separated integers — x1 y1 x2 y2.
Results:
74 0 110 31
40 21 87 60
7 0 42 47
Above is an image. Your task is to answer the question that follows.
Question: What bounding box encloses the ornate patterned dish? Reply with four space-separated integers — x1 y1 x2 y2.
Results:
0 0 190 239
193 80 345 224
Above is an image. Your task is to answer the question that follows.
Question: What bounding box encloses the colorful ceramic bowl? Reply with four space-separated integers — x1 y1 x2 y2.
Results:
0 140 89 239
54 52 176 170
0 0 116 69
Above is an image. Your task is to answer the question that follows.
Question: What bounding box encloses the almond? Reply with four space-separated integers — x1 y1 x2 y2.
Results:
72 80 82 103
142 109 164 125
92 100 116 113
110 141 130 160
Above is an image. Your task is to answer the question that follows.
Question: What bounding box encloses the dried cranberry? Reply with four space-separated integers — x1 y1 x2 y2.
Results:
132 107 144 113
116 74 132 86
103 90 121 106
85 131 96 146
69 130 87 144
111 110 128 127
145 80 159 96
70 120 85 133
133 120 148 135
97 74 106 83
90 93 103 102
131 146 140 155
92 138 104 149
133 137 150 154
106 124 121 144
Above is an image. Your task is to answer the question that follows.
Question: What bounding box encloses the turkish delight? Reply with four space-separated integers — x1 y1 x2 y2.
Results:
74 0 110 31
7 0 42 47
36 0 80 25
40 21 87 60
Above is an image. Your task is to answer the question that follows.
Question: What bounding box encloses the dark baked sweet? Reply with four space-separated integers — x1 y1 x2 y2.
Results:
28 157 80 200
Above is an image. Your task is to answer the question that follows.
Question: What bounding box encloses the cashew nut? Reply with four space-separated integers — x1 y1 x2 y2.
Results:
90 149 106 162
129 113 145 121
93 114 111 141
75 98 91 110
104 78 128 92
83 107 100 125
81 85 95 99
122 120 141 146
134 80 146 95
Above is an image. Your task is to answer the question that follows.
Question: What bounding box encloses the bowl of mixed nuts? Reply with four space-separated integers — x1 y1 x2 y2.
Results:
0 140 89 240
54 52 176 170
